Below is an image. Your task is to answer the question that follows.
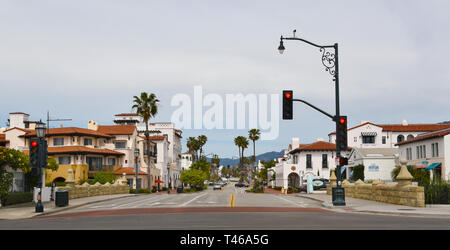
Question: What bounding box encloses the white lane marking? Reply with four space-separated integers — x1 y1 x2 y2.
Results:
276 195 306 207
88 204 117 209
180 193 208 207
148 202 178 206
112 195 167 209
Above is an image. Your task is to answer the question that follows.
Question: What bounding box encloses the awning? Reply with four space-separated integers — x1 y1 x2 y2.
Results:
361 132 377 136
425 162 441 170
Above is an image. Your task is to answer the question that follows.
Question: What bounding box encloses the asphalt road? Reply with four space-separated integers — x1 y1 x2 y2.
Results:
1 183 450 230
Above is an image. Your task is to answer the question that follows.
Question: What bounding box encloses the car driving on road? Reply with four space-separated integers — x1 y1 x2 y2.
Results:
213 183 222 190
234 182 249 188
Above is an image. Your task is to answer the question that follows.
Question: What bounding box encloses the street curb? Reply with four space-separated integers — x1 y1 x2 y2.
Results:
32 194 136 218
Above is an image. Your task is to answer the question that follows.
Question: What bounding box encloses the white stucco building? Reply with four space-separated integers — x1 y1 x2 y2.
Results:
114 113 183 189
347 148 398 182
271 138 350 189
396 128 450 182
181 152 193 171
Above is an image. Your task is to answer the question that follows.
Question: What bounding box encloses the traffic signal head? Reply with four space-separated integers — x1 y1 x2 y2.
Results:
29 139 39 168
282 90 293 120
336 116 348 152
338 157 348 166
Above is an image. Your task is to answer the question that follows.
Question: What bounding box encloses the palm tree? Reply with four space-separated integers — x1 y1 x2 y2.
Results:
187 137 200 162
234 136 249 181
132 92 159 190
248 128 261 168
197 135 208 159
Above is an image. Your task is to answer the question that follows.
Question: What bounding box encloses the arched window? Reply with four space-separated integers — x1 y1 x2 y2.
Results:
407 134 414 141
397 135 405 143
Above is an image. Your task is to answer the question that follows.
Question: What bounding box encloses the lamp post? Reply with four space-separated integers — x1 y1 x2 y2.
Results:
278 30 345 206
35 121 46 213
167 163 170 194
134 148 140 195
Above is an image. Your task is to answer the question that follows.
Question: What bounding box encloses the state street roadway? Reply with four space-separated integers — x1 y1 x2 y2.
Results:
1 183 450 229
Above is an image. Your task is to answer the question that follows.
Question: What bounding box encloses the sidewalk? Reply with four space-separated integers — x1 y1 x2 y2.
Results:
293 192 450 217
0 194 134 220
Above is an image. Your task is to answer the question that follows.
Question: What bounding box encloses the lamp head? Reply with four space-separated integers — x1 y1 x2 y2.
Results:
278 36 285 54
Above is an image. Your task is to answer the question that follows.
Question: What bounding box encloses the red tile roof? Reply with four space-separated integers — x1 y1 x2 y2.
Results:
114 167 147 175
4 127 32 133
115 113 139 117
395 128 450 146
138 135 166 141
21 127 113 138
23 146 125 156
97 125 137 135
329 122 450 135
289 141 351 154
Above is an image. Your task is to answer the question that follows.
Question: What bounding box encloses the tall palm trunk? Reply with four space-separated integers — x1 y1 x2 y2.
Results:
145 121 151 191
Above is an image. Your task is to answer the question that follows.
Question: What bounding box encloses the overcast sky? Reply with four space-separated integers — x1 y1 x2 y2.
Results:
1 0 449 158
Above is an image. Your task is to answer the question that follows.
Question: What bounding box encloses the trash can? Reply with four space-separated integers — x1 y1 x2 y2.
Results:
55 190 69 207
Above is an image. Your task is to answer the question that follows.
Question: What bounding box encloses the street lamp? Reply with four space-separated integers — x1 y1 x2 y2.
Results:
134 148 140 194
278 30 345 206
167 163 170 194
35 121 46 213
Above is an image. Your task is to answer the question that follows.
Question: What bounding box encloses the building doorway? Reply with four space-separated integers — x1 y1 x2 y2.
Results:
288 173 300 188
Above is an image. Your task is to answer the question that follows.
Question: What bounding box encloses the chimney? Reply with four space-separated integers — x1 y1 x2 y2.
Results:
291 137 300 149
402 120 408 126
88 120 99 130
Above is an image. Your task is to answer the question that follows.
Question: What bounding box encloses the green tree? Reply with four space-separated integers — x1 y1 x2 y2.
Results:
197 135 207 159
248 128 260 165
352 164 365 181
0 148 30 206
234 136 249 181
133 92 159 191
180 169 207 189
190 158 211 179
187 137 200 162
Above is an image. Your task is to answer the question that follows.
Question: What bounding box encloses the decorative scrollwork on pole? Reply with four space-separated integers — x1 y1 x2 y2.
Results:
320 47 336 76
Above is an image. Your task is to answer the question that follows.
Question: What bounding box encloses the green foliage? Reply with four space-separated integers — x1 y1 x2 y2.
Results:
0 147 29 171
92 172 117 184
352 164 365 182
424 179 450 204
2 192 33 206
129 188 152 194
0 170 14 206
180 168 208 188
190 158 211 178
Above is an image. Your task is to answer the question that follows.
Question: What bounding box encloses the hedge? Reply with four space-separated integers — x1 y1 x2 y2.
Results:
2 192 33 206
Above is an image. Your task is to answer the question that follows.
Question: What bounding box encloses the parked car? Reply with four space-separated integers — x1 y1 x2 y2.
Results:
235 182 249 188
213 183 222 190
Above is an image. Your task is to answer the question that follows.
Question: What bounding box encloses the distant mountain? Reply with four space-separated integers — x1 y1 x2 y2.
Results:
207 150 285 167
438 121 450 124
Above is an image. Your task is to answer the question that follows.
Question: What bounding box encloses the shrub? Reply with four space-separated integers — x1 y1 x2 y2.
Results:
352 164 365 182
424 180 450 204
93 172 117 184
129 188 152 194
2 192 33 206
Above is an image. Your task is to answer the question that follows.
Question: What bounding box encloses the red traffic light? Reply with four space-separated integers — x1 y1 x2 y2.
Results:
339 118 346 124
31 141 38 147
285 92 292 99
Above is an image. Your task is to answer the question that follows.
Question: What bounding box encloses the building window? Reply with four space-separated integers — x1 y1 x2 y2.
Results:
53 138 64 146
115 141 126 149
306 154 312 169
416 146 420 159
58 156 71 165
108 158 116 166
406 148 412 160
354 137 357 142
362 136 375 144
293 154 298 164
84 138 93 146
397 135 405 143
322 154 328 168
382 136 386 144
432 143 439 157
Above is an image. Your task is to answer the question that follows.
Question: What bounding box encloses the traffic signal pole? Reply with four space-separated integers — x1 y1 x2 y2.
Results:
279 32 346 206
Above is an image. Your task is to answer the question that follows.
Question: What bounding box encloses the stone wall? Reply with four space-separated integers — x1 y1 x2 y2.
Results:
326 162 425 207
57 170 129 199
